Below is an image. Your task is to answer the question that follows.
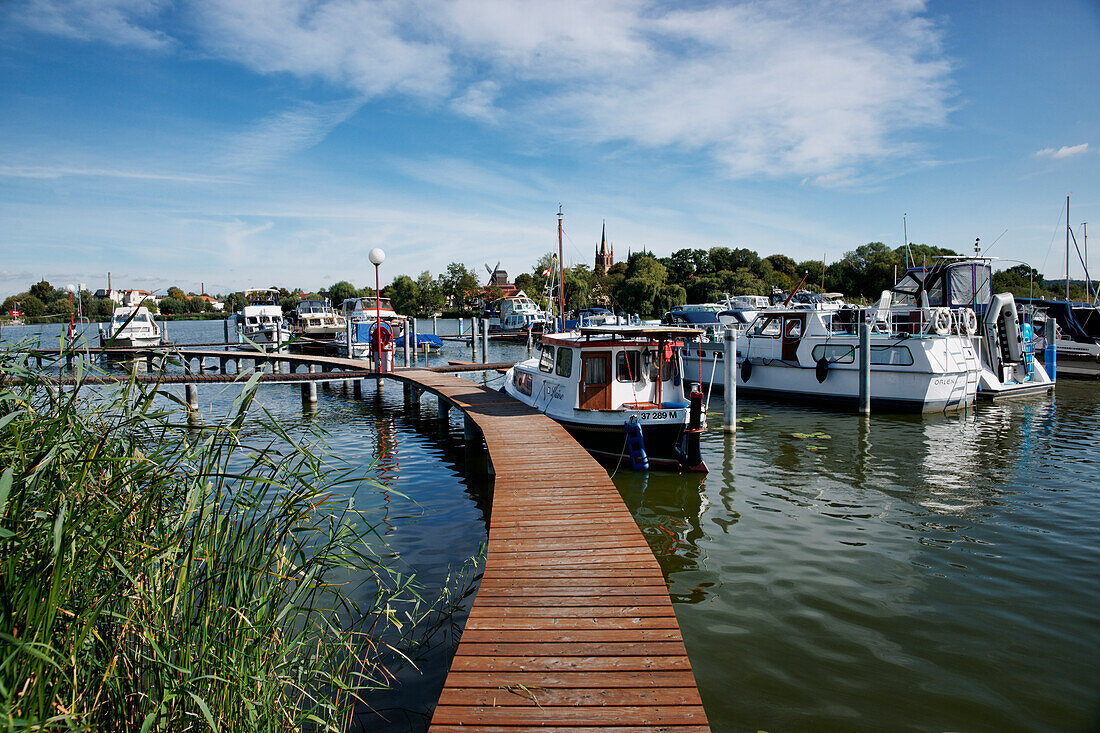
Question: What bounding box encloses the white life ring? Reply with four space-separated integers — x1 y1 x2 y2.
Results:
963 309 978 336
932 308 951 335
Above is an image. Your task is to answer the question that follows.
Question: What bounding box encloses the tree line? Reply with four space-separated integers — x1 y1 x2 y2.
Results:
4 242 1093 323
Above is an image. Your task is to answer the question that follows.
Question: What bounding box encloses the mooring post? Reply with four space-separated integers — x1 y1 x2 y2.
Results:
526 325 533 354
481 318 490 364
470 317 478 359
411 319 419 365
353 378 362 398
859 318 871 415
433 315 438 335
464 414 479 446
402 318 411 366
403 382 413 403
723 326 737 434
223 318 229 343
186 383 198 412
346 319 353 359
303 364 318 403
437 395 450 423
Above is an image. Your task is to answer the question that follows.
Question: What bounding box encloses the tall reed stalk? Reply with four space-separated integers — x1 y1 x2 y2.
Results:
0 348 434 731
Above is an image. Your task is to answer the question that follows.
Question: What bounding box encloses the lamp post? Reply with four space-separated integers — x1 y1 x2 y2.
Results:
65 284 76 345
369 248 386 372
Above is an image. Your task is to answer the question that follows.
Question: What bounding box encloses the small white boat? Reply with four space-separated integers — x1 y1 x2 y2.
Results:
504 325 709 472
487 294 551 333
99 306 163 348
226 289 291 350
334 297 406 359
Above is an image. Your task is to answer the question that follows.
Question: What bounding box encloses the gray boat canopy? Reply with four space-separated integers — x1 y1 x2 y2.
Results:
578 325 704 339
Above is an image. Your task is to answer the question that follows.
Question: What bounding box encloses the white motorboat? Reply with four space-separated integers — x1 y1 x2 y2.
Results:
888 258 1054 400
288 299 346 353
226 289 291 350
99 306 163 348
503 325 709 472
487 294 551 333
683 258 1053 408
334 297 406 359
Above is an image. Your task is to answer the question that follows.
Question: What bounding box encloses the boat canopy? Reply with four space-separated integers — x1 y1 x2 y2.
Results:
892 259 993 312
578 325 704 339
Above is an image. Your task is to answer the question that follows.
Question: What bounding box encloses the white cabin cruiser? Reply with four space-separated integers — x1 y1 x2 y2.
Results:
99 306 163 348
227 289 291 350
888 258 1054 400
335 297 405 359
288 299 346 353
488 294 551 333
504 325 708 472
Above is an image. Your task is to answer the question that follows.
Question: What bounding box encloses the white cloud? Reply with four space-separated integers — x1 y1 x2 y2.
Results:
0 165 233 183
14 0 955 182
220 100 363 171
1036 143 1089 159
14 0 173 49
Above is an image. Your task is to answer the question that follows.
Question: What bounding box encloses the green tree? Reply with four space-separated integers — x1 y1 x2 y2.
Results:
29 280 52 302
718 269 768 296
167 286 187 302
21 295 45 317
765 254 798 282
685 276 723 304
415 271 445 315
442 263 480 311
188 296 208 314
280 296 299 313
828 242 901 299
389 275 420 315
157 297 186 316
223 292 244 313
328 281 357 308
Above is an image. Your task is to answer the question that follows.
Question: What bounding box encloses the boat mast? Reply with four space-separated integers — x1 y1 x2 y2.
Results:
1066 194 1071 301
557 205 566 329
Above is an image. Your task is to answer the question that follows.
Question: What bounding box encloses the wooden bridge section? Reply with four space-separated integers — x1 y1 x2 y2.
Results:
391 369 710 732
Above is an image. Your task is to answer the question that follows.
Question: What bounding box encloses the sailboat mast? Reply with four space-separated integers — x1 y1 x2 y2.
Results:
1066 194 1071 301
557 205 566 328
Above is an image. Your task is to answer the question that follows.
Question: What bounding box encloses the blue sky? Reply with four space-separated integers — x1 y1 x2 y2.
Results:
1 0 1097 298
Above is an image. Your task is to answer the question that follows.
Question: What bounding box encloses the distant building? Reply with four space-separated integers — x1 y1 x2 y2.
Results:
595 222 614 275
93 289 124 306
197 294 224 312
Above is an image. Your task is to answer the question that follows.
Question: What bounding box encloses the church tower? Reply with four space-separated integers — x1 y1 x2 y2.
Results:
595 221 614 275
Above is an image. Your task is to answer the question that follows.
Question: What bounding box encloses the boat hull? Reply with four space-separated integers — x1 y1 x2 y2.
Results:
553 417 695 472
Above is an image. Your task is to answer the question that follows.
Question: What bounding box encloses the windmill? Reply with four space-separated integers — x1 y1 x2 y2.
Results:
484 261 501 286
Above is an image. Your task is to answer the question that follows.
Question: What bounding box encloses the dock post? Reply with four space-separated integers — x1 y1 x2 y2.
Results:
482 318 490 364
858 319 871 415
464 414 479 446
223 318 229 343
470 318 478 359
411 319 418 365
346 319 353 359
403 318 411 366
438 396 450 423
723 327 737 434
403 383 414 403
433 315 438 335
186 383 198 412
303 365 318 403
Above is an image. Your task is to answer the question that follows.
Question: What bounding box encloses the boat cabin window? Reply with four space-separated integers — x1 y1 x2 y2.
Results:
555 347 573 377
784 319 802 338
811 344 856 364
645 351 673 382
871 345 914 366
616 351 641 382
512 370 533 396
583 355 608 384
750 316 782 337
539 345 555 373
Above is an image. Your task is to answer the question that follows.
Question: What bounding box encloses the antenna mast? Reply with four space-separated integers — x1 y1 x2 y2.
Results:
557 205 566 329
1066 194 1071 301
903 213 911 268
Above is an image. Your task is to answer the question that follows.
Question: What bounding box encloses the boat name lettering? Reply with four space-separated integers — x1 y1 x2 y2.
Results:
544 384 565 400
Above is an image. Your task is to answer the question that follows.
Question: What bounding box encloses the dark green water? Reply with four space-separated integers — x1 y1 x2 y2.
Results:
7 319 1099 731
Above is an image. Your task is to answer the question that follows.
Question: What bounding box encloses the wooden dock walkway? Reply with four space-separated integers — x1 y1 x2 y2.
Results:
390 369 710 732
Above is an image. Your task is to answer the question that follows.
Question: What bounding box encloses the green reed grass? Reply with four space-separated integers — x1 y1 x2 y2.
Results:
0 347 443 731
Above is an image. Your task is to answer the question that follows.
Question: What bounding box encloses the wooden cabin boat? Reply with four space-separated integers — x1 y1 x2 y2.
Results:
503 325 708 472
334 297 404 359
288 299 346 353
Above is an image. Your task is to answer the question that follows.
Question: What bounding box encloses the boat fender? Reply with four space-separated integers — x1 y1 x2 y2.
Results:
816 356 829 383
963 309 979 336
1021 322 1034 377
932 309 951 335
624 416 649 471
740 358 752 383
369 321 393 348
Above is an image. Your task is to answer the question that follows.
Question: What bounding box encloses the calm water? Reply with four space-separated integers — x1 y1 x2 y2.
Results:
5 319 1099 731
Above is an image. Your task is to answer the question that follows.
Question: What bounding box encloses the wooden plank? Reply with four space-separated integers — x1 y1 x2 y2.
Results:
376 369 709 731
